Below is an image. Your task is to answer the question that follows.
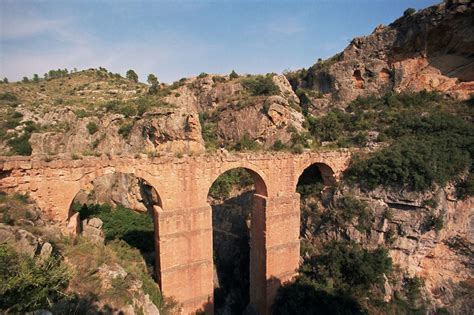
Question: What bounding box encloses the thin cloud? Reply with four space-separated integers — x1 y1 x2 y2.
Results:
266 18 305 35
1 17 66 40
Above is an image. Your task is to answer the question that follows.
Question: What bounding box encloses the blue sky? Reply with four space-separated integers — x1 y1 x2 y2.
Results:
1 0 439 83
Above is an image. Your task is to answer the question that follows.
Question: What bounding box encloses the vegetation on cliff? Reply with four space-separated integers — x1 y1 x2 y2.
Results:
343 93 473 192
0 244 70 312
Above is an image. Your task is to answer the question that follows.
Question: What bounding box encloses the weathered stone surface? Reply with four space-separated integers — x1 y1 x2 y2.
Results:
39 242 53 260
82 218 105 244
296 1 474 108
97 263 128 289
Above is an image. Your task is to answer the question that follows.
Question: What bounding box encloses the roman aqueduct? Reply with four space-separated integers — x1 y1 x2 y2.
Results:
0 150 351 314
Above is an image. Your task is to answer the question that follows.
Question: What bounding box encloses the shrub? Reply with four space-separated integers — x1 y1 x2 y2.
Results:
104 100 122 112
234 134 260 151
0 92 18 102
199 113 219 150
242 75 279 96
118 123 133 138
345 112 473 191
74 108 89 118
86 121 98 134
272 140 287 151
424 211 445 232
212 76 226 83
291 144 304 154
119 105 137 117
456 173 474 199
147 73 158 85
229 70 239 79
404 8 416 16
126 69 138 83
8 133 32 156
273 241 392 314
197 72 208 79
0 244 70 312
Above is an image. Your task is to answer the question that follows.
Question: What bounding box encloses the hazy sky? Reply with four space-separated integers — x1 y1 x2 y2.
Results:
1 0 439 83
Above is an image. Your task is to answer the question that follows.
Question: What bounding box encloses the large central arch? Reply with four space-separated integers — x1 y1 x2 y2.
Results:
207 166 268 314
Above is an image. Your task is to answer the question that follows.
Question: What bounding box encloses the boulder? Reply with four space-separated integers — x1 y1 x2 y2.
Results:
82 218 105 244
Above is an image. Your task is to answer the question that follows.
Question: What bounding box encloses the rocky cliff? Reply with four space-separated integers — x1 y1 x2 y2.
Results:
287 0 474 114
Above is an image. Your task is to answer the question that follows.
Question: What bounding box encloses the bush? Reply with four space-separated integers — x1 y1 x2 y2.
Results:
118 123 133 138
212 76 226 83
199 113 219 150
291 144 304 154
242 75 279 96
197 72 208 79
404 8 416 16
0 244 70 312
273 280 366 315
345 112 473 191
0 92 18 102
274 241 392 314
456 173 474 199
272 140 287 151
86 121 98 134
8 133 32 156
126 69 138 83
119 105 137 117
229 70 239 79
234 134 260 151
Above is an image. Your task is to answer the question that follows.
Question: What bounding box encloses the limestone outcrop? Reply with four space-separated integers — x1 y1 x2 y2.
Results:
301 183 474 314
290 0 474 112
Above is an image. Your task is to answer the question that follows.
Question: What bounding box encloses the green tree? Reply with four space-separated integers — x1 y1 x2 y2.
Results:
22 76 29 83
147 73 158 85
126 69 139 83
32 74 39 83
2 77 8 83
229 70 239 79
242 75 279 96
404 8 416 16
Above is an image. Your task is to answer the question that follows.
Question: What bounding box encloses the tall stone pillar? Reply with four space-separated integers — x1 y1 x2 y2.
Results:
154 204 214 314
249 194 267 313
264 192 301 314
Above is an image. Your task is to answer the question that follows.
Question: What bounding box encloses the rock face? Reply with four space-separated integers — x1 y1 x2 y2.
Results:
302 183 474 314
81 217 105 244
73 173 160 213
0 223 53 259
293 0 474 110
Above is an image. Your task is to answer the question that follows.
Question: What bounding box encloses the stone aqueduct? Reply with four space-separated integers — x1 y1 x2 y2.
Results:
0 150 351 314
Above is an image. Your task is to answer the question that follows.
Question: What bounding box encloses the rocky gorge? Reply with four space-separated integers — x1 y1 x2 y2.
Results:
0 1 473 314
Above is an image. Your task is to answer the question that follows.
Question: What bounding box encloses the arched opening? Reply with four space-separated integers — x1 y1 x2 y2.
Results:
296 163 335 248
208 167 267 314
68 172 162 284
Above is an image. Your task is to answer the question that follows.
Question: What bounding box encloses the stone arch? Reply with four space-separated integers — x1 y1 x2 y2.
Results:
207 166 268 313
67 166 164 219
295 162 336 190
208 165 268 198
66 168 165 289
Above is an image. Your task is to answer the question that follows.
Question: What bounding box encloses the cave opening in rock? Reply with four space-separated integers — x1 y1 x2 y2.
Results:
68 172 162 283
208 167 267 315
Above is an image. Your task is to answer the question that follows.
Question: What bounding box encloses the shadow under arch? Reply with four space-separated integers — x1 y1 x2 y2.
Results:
207 166 268 314
296 162 336 189
66 170 165 288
